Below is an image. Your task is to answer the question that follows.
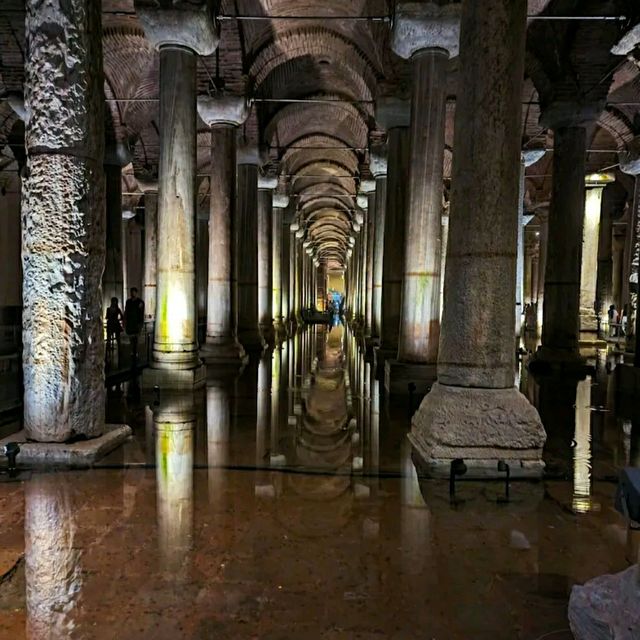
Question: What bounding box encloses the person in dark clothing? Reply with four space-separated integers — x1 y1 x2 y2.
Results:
124 288 145 358
105 297 123 348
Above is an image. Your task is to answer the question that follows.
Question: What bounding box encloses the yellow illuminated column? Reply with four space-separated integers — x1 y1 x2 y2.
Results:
573 377 593 513
136 4 218 386
154 396 195 575
580 174 613 334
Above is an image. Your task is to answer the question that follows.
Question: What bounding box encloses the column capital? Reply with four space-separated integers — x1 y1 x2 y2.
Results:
354 210 364 225
539 101 604 130
375 96 410 130
6 92 25 121
522 149 546 167
611 23 640 56
619 136 640 175
197 94 250 127
104 141 132 167
391 2 461 60
258 175 278 191
273 194 290 208
134 3 219 56
356 194 369 210
358 179 376 195
237 144 262 166
369 145 388 178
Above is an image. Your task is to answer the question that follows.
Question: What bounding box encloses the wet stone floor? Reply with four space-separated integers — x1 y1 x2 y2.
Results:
0 324 637 639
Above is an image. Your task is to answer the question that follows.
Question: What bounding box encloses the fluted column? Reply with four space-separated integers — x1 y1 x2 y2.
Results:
237 147 264 351
272 194 290 340
370 146 387 342
258 176 277 343
377 98 410 358
196 95 249 365
22 0 105 441
411 0 545 476
137 4 218 387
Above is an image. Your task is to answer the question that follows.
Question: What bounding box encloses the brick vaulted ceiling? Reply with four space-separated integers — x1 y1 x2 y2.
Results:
1 0 640 268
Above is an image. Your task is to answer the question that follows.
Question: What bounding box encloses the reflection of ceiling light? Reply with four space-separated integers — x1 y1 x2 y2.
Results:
290 222 300 231
303 240 311 248
295 229 304 239
122 210 136 220
535 231 539 237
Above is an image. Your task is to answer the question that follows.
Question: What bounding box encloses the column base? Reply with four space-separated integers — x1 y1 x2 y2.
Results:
384 359 436 396
580 308 599 333
530 346 594 377
0 424 132 468
142 363 206 390
410 382 546 479
260 322 276 346
273 322 288 342
200 340 248 367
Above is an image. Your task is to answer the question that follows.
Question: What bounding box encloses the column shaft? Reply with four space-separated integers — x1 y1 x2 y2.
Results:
257 188 273 335
540 127 586 357
143 190 158 326
103 164 123 311
398 49 448 363
22 0 105 441
381 127 408 352
152 47 199 369
580 186 604 331
289 229 297 323
372 176 387 339
365 201 374 333
272 207 283 329
438 3 522 386
237 164 262 349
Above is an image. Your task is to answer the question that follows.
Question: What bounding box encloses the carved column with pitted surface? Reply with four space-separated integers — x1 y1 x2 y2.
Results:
22 0 105 441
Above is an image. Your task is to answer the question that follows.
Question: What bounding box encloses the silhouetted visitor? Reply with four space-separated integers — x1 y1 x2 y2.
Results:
124 288 145 358
105 297 123 348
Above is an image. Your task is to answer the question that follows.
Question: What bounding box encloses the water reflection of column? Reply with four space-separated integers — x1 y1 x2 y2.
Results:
270 347 285 465
154 397 195 575
256 354 272 491
25 474 82 639
368 372 380 492
573 378 592 513
401 441 431 578
206 381 231 501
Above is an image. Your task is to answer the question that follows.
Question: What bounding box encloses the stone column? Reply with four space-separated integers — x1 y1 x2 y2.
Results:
517 150 545 339
378 99 410 358
580 177 610 336
281 218 290 329
536 119 592 363
536 212 548 334
196 95 249 364
612 233 625 310
386 3 460 395
370 146 387 342
411 0 546 477
136 175 158 330
103 143 129 315
272 194 290 340
237 148 264 351
289 225 298 326
258 176 277 343
136 4 218 387
22 0 106 441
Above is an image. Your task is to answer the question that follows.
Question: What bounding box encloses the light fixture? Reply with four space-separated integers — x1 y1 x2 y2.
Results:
122 210 136 220
585 172 614 186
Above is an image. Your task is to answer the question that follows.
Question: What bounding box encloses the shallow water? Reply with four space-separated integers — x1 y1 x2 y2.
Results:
0 324 635 639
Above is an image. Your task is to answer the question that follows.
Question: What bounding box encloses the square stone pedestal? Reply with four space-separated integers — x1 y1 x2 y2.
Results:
0 424 132 468
409 382 546 479
142 363 206 390
384 359 436 396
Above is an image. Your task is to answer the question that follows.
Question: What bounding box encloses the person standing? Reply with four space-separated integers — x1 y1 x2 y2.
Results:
124 288 145 359
105 297 124 349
